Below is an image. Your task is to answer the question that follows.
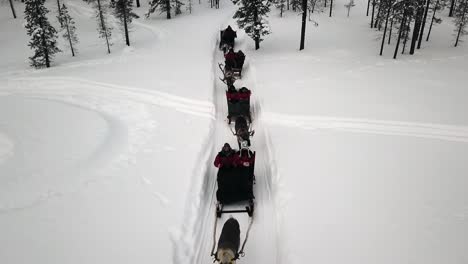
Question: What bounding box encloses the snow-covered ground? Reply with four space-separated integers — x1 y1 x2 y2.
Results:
253 1 468 264
1 0 467 264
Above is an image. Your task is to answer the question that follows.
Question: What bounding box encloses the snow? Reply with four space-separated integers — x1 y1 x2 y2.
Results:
1 0 468 264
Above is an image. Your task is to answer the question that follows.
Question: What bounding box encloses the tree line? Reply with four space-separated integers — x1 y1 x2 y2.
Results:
6 0 468 68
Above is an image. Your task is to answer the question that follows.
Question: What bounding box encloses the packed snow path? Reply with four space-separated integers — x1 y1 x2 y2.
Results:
174 29 281 264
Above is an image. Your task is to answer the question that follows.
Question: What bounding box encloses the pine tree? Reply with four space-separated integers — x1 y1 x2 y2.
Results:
111 0 139 46
174 0 184 14
275 0 287 16
147 0 171 19
58 3 79 56
232 0 272 50
95 0 113 53
291 0 302 11
344 0 355 17
454 0 468 46
24 0 61 68
146 0 184 18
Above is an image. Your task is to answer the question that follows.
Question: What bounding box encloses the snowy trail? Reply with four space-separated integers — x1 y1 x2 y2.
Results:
175 28 280 264
263 112 468 143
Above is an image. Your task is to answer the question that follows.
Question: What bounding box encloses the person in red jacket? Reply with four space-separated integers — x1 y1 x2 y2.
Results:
214 143 238 168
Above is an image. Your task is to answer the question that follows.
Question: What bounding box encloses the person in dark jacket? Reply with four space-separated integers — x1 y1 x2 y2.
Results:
224 48 237 69
222 25 237 44
214 143 238 168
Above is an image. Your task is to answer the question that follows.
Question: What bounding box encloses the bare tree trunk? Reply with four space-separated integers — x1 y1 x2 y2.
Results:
374 1 382 28
449 0 456 17
57 0 63 26
329 0 333 16
455 0 467 46
97 0 111 54
380 2 392 55
388 15 394 44
64 15 75 56
367 0 371 16
409 0 424 54
254 6 260 50
371 0 376 28
166 0 171 19
402 15 412 54
136 0 140 7
426 0 439 41
300 0 307 50
124 0 130 46
394 12 407 59
417 0 431 49
9 0 17 19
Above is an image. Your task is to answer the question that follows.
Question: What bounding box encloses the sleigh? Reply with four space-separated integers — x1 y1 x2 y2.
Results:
216 150 256 218
226 88 251 124
223 51 245 79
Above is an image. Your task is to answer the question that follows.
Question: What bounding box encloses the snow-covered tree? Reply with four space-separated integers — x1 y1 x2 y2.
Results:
146 0 184 19
454 0 468 46
174 0 184 14
24 0 61 68
57 3 79 56
111 0 139 46
275 0 286 16
147 0 171 19
290 0 302 11
232 0 272 50
344 0 355 16
95 0 113 53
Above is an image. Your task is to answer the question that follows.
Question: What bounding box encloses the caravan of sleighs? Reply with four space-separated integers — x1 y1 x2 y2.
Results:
210 26 256 264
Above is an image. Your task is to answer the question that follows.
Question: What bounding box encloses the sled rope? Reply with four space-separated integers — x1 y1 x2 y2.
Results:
238 213 254 258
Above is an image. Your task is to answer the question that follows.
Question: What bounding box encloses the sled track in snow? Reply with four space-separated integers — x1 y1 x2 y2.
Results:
175 29 281 264
263 112 468 143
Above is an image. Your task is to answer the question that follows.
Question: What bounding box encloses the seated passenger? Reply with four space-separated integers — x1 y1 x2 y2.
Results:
214 143 238 168
237 87 251 101
224 48 237 69
236 50 245 66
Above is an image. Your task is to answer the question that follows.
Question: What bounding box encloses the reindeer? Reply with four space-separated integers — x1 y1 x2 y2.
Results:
219 63 235 88
233 116 254 150
215 217 240 264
